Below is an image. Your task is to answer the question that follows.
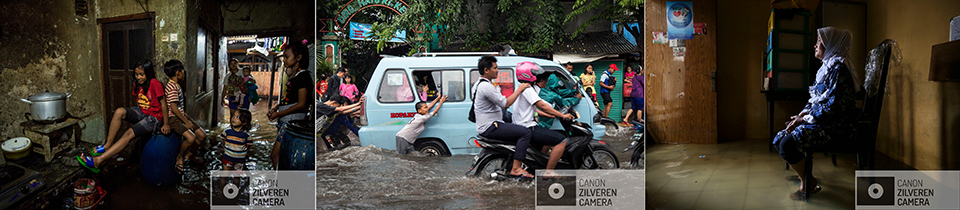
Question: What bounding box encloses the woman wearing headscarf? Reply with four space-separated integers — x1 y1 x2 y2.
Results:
774 27 861 200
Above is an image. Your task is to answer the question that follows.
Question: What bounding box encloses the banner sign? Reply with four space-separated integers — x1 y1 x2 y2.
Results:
349 22 406 42
666 1 694 40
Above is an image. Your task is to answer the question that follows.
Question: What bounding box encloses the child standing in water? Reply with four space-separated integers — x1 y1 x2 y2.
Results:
221 110 253 171
78 59 169 173
222 58 247 119
162 60 209 171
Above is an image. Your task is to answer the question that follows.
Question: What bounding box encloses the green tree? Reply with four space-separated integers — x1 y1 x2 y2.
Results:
383 0 565 54
565 0 643 45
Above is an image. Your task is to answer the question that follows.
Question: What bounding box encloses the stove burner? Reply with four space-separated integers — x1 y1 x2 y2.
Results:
0 165 25 185
23 115 72 125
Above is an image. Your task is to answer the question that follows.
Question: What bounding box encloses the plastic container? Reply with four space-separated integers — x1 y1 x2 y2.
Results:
140 134 181 186
951 15 959 41
2 137 31 160
73 178 101 210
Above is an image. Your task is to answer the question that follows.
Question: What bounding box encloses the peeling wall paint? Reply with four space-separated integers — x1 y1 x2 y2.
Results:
97 0 189 84
0 0 105 142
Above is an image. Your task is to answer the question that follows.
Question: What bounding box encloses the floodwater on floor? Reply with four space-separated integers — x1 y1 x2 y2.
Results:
316 123 642 209
54 102 280 210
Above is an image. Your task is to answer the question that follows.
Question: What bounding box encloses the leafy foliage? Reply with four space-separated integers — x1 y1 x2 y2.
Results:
565 0 643 42
385 0 566 53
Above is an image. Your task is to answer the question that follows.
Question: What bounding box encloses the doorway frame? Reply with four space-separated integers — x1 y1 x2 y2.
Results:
96 12 156 138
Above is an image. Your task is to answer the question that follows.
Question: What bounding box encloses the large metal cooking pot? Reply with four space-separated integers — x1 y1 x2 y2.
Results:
19 91 72 122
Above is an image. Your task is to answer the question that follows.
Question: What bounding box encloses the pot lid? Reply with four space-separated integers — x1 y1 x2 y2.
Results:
27 91 68 102
2 137 30 152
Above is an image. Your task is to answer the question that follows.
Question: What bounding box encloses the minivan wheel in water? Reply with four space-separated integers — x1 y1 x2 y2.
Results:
415 139 451 156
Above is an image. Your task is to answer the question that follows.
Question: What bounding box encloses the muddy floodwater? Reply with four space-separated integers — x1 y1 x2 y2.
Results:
316 125 641 209
77 102 280 210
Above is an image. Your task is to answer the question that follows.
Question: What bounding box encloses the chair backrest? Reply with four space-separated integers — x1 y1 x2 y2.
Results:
861 39 894 122
856 39 896 151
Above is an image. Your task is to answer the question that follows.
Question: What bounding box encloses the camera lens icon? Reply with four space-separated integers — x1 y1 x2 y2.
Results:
548 183 565 199
867 183 884 199
224 183 240 199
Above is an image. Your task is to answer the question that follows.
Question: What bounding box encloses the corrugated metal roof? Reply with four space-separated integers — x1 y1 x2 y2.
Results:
440 31 639 55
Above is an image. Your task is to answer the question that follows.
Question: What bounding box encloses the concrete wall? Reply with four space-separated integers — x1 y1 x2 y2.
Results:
0 0 207 143
98 0 189 84
716 0 780 141
0 0 106 143
716 0 960 169
222 0 314 40
866 0 960 170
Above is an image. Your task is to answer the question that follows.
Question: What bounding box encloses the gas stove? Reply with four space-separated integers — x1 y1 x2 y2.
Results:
0 163 44 209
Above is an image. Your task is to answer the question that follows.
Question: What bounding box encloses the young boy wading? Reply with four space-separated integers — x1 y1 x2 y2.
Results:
395 95 447 155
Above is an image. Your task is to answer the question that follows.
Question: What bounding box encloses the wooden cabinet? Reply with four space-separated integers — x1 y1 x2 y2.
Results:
764 9 812 91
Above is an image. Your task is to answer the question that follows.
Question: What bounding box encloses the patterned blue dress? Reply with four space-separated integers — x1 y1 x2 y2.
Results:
774 62 858 153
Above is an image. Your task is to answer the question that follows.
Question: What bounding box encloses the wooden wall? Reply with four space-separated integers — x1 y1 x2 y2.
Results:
644 0 718 144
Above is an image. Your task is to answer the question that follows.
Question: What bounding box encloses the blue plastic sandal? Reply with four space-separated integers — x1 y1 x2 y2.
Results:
76 154 100 173
91 145 105 156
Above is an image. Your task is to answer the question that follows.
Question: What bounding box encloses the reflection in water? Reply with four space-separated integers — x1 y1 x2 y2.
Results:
316 126 639 209
316 146 535 209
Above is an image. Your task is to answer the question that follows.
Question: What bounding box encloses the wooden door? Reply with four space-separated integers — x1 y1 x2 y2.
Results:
99 14 155 137
645 0 718 144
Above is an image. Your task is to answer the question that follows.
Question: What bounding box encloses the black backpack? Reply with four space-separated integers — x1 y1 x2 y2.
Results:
469 79 511 123
603 71 617 90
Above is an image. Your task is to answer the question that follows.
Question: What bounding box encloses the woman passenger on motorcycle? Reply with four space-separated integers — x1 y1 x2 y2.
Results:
514 61 575 178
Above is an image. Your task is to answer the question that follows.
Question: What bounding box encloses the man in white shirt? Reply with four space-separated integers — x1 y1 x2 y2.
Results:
473 55 534 179
513 61 575 178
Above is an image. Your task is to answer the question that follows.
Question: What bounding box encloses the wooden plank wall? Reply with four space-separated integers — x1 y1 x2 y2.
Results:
645 0 718 144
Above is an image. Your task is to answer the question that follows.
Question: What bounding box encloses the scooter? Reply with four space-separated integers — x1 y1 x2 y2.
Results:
623 120 645 168
465 108 619 180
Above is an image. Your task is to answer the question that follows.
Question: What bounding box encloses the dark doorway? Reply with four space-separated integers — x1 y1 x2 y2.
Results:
98 13 155 138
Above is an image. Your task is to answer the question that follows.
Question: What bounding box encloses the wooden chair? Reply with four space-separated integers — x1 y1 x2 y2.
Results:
800 39 895 201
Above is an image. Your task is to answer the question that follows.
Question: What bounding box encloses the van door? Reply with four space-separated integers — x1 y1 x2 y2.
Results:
411 69 471 153
361 69 418 151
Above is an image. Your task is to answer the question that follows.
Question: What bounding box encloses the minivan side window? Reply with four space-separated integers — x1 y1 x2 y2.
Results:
470 68 515 100
378 69 415 103
412 70 466 102
543 66 579 90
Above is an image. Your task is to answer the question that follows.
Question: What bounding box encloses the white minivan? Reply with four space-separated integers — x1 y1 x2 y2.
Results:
358 53 611 155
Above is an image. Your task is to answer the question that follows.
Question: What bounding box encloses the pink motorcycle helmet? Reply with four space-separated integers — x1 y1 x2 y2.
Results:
516 61 544 83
